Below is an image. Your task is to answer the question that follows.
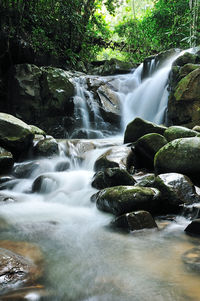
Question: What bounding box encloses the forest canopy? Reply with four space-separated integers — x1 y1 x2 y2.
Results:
0 0 199 67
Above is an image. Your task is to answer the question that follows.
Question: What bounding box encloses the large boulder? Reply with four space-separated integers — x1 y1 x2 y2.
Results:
0 113 34 158
124 118 166 144
111 210 157 232
134 133 167 169
8 64 75 135
91 186 161 216
154 137 200 184
33 138 59 158
91 58 134 76
168 66 200 126
185 219 200 236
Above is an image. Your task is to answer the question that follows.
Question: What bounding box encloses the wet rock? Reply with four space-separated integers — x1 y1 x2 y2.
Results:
92 186 160 216
94 145 132 172
70 128 104 139
97 84 121 124
33 138 59 158
0 194 16 203
0 249 38 291
0 147 14 174
94 58 134 76
168 67 200 126
164 126 199 142
55 161 70 172
154 137 200 184
179 63 200 78
92 167 136 190
134 133 167 169
173 52 200 67
0 179 20 191
124 117 166 144
32 174 59 193
192 125 200 132
111 210 157 232
185 219 200 236
0 113 34 159
182 247 200 272
0 285 49 301
12 161 40 178
0 241 43 293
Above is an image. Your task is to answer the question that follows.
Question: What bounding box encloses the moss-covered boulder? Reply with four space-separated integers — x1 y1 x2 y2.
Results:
0 147 14 174
124 117 166 144
164 126 199 142
29 125 46 137
0 113 34 158
92 167 135 190
179 63 200 78
173 52 200 67
134 133 167 169
111 210 157 232
154 137 200 184
168 68 200 126
94 145 132 172
33 138 59 158
91 186 160 216
98 58 134 76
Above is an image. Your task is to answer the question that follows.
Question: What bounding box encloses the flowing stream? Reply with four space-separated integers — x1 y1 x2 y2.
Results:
1 51 200 300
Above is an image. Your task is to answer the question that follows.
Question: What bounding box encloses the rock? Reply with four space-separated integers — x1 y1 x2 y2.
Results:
33 138 59 157
9 64 75 136
12 161 40 178
97 58 134 76
94 145 132 172
91 167 136 190
168 68 200 126
179 63 200 78
185 219 200 236
111 210 157 232
173 52 200 67
182 247 200 271
192 125 200 132
97 84 121 124
164 126 199 142
29 125 46 137
0 113 34 158
154 137 200 184
55 161 70 172
124 117 166 144
92 186 160 216
32 174 59 193
0 249 39 292
0 147 14 174
134 133 167 169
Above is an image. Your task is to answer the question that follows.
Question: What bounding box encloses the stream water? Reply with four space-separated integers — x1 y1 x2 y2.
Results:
1 50 200 300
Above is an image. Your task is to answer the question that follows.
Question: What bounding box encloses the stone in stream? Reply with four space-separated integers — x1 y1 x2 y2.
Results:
111 210 158 232
92 167 136 190
134 133 168 170
124 117 166 144
182 247 200 272
33 138 59 158
94 145 132 172
55 161 70 172
154 137 200 185
0 241 43 293
0 113 34 159
0 147 14 174
91 186 161 216
137 173 199 214
29 124 46 137
164 126 199 142
12 161 40 178
185 219 200 236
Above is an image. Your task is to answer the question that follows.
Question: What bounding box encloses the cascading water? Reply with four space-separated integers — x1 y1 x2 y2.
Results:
1 51 200 300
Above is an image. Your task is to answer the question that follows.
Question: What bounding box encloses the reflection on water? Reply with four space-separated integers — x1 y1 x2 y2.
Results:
0 139 200 300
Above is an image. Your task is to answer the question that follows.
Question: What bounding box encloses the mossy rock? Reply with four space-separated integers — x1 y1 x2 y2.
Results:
164 126 199 142
0 147 14 174
29 125 46 137
33 138 59 158
173 52 200 67
134 133 168 169
124 117 166 144
91 185 160 216
0 113 34 158
154 137 200 184
179 63 200 78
